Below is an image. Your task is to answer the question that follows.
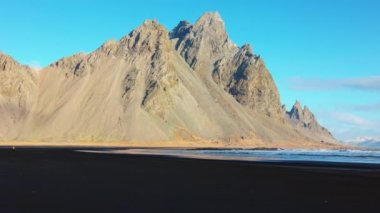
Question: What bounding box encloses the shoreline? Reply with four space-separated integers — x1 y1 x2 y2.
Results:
0 139 347 150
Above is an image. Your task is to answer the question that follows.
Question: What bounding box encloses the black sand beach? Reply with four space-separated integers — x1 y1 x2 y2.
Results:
0 148 379 213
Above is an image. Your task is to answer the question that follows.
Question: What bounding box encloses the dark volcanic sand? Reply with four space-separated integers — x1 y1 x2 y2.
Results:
0 148 379 213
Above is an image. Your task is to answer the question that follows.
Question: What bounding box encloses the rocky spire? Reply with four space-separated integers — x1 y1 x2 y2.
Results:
170 12 237 71
288 100 303 120
192 12 225 33
285 100 336 143
302 106 316 124
294 100 302 109
287 101 316 124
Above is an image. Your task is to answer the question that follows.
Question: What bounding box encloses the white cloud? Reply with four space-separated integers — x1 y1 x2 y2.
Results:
286 76 380 91
352 102 380 111
328 111 376 127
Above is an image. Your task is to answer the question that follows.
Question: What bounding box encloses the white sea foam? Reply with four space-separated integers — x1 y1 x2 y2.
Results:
195 149 380 164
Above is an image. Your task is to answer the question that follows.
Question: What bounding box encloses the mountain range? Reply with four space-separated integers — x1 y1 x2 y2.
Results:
0 12 336 147
343 136 380 149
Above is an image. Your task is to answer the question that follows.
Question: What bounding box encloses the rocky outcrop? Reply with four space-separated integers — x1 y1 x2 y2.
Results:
170 12 282 118
211 44 282 117
170 12 237 72
0 53 37 139
119 20 180 117
285 101 336 143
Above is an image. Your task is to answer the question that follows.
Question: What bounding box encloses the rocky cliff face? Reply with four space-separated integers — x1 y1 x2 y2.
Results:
170 12 238 72
285 101 335 143
0 12 336 147
170 12 282 118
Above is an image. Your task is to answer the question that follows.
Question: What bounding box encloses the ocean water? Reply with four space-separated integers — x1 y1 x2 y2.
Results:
82 148 380 164
192 149 380 164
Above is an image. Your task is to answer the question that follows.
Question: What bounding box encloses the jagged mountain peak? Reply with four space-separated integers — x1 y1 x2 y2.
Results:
238 44 254 58
177 20 191 26
286 100 335 143
126 19 169 39
170 12 237 72
137 20 167 32
288 100 308 119
194 11 224 29
117 19 171 54
49 52 88 71
288 101 304 116
241 44 253 52
293 100 302 109
289 101 313 119
303 105 312 114
191 11 230 45
45 19 173 79
0 52 30 72
170 20 192 39
101 39 119 49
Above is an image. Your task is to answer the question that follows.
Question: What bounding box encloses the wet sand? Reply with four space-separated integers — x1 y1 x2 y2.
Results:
0 148 379 212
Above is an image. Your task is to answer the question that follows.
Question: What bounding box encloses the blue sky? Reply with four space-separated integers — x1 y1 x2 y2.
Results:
1 0 379 140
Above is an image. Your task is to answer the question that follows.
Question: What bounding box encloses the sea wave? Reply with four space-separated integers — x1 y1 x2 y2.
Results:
194 149 380 164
